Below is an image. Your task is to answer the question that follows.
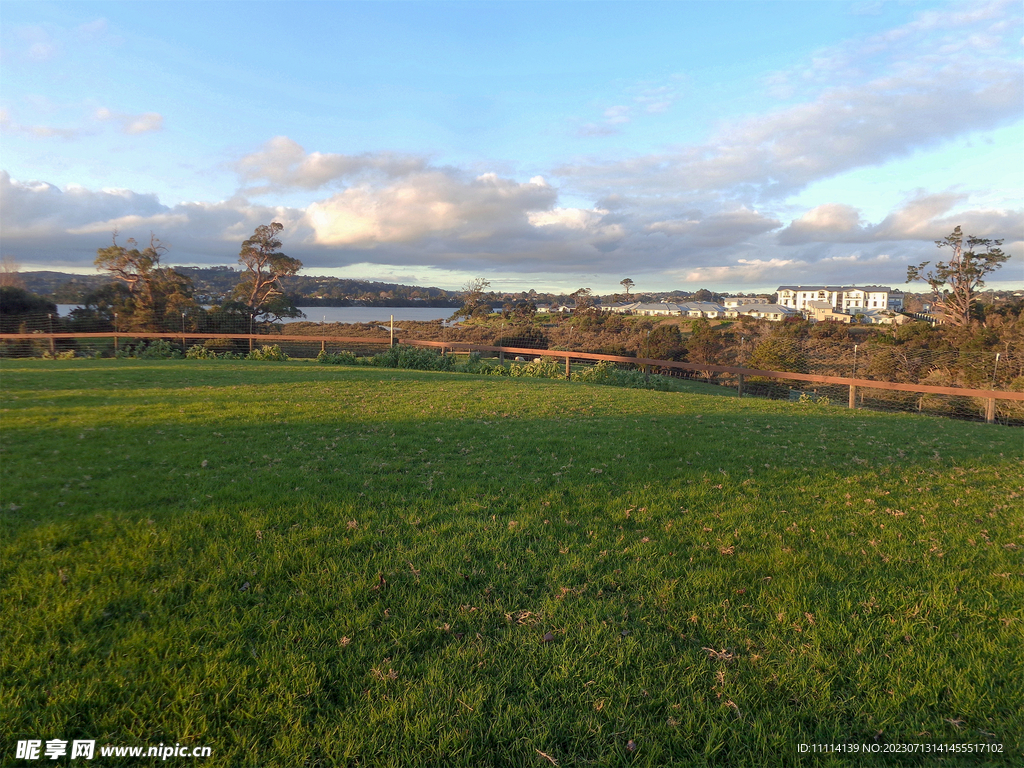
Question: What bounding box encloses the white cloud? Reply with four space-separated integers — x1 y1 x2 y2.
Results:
648 208 783 247
561 2 1023 202
0 109 85 140
778 194 1024 244
235 136 427 191
603 105 631 125
95 107 164 135
306 170 556 246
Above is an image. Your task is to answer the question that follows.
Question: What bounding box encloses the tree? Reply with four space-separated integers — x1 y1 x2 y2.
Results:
234 222 304 326
684 317 723 378
95 233 196 330
67 283 131 331
0 256 25 289
0 287 57 332
450 278 492 320
620 278 635 301
639 323 685 361
906 226 1007 327
571 287 597 314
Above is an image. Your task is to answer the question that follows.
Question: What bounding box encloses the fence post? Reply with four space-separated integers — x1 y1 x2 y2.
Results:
565 355 571 378
737 374 744 397
985 398 995 424
848 384 857 410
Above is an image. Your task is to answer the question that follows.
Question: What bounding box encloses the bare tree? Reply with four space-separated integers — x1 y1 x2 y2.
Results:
0 256 25 289
907 227 1007 327
450 277 492 319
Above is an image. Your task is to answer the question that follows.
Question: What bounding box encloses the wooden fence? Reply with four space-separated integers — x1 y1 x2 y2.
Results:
5 330 1023 424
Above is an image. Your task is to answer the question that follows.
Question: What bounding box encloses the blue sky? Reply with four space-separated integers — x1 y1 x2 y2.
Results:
1 0 1021 294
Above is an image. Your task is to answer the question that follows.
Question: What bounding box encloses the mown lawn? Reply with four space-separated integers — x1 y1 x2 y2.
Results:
1 359 1021 767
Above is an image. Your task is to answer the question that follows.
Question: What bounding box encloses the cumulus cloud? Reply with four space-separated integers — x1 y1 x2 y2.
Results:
648 208 783 247
0 171 309 265
306 171 556 246
235 136 428 192
778 193 1024 244
0 170 168 234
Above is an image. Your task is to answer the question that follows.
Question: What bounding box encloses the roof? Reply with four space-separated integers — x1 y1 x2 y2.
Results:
738 304 798 313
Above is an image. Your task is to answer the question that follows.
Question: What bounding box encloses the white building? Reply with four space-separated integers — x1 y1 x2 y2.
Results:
726 304 800 321
632 302 682 316
777 285 903 312
722 296 770 308
677 302 728 319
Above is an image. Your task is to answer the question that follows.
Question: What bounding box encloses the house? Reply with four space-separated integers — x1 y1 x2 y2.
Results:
804 301 852 323
677 302 728 319
777 285 903 312
728 304 800 321
856 309 911 325
633 302 683 316
600 301 640 314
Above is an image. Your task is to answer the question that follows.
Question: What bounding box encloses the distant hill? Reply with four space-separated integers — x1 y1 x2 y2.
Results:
18 268 462 307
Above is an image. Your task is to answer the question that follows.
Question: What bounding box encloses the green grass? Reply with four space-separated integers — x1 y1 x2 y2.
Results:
1 359 1022 767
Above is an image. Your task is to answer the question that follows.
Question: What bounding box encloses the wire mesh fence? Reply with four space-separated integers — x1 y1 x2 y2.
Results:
3 313 1022 426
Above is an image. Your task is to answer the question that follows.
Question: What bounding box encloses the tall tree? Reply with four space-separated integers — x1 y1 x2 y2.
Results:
234 222 304 326
906 226 1007 327
95 233 196 330
619 278 635 301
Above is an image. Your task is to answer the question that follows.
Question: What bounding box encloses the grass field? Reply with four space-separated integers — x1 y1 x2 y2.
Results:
1 359 1021 767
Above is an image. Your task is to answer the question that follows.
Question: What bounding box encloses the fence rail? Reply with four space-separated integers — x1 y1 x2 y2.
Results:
3 331 1022 425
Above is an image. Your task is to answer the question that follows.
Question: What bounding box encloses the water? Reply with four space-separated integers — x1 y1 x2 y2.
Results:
56 304 459 324
286 307 457 324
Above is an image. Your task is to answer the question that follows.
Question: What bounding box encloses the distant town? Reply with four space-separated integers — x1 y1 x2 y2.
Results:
13 266 1022 327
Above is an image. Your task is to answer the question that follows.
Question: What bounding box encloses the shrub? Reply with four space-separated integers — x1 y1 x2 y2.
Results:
370 345 454 371
797 391 832 406
115 339 182 359
186 344 215 359
507 359 563 379
317 350 358 365
571 360 617 384
41 349 76 360
247 344 288 361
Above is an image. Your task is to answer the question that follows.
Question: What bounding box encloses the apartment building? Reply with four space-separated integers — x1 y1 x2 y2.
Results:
776 285 903 312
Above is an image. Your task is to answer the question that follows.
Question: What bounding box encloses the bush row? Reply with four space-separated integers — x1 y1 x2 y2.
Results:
317 345 674 391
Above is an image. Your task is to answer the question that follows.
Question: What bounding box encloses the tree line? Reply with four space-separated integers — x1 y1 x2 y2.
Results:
71 222 301 334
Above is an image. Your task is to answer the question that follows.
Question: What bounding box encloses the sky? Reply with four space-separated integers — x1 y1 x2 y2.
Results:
1 0 1022 295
